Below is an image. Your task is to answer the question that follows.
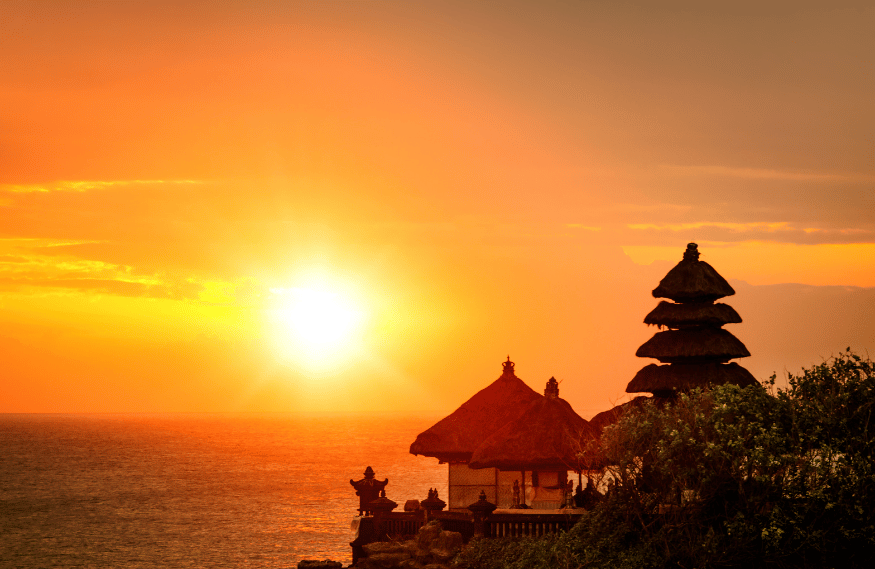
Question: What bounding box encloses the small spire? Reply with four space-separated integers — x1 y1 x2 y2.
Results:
683 243 700 261
502 356 515 375
544 376 559 398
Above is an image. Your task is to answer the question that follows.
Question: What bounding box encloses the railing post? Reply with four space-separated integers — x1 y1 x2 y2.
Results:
420 487 447 523
368 489 398 540
467 490 497 538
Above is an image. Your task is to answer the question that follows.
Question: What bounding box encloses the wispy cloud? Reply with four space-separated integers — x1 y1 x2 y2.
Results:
0 237 268 303
0 179 203 193
0 253 139 281
802 227 870 235
627 222 875 245
0 247 189 299
0 248 269 304
629 221 793 233
609 203 693 214
565 224 601 231
0 276 202 300
660 165 875 183
0 238 105 248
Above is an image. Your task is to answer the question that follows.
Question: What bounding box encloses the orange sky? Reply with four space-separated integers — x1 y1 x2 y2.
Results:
2 1 873 417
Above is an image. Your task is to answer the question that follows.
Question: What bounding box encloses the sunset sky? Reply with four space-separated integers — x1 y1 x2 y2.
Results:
2 1 873 417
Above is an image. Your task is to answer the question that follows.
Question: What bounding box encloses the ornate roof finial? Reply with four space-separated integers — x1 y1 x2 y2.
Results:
502 356 515 375
544 377 559 398
683 242 700 261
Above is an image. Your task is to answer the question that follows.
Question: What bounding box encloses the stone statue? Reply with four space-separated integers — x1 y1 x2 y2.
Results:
574 482 584 507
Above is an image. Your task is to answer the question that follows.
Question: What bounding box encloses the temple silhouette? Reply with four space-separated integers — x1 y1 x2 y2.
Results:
351 243 760 561
410 243 756 509
628 242 756 397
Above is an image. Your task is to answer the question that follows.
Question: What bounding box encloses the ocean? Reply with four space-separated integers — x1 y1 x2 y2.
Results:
0 414 447 568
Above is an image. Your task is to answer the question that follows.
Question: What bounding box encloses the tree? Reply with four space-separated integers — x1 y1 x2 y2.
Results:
592 349 875 568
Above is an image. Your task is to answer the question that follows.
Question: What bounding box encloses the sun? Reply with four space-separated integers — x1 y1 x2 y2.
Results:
268 286 365 371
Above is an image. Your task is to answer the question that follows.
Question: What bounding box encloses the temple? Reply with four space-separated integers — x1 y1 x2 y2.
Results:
350 243 766 562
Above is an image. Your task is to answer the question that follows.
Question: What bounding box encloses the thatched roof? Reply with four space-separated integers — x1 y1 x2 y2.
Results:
409 358 542 462
468 379 595 471
652 243 735 303
636 328 750 363
644 301 742 328
626 362 758 394
588 396 651 435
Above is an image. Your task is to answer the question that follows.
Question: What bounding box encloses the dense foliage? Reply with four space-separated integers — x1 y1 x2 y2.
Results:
456 350 875 569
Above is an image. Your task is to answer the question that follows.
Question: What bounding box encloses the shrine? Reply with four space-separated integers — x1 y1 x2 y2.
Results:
349 466 389 516
627 242 757 397
411 359 592 510
589 243 757 433
351 366 594 562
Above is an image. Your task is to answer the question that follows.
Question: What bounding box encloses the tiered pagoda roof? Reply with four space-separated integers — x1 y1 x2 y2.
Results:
626 243 757 397
643 301 741 328
636 328 750 363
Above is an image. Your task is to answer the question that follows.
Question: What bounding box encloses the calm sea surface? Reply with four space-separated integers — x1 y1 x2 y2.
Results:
0 414 447 568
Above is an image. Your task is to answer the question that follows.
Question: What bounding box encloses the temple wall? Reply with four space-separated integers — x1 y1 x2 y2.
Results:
496 470 518 508
448 463 497 509
530 471 564 509
448 465 571 510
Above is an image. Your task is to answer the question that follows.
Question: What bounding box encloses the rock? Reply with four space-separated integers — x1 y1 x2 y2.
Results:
368 552 412 568
298 561 343 569
429 548 457 563
413 548 432 564
356 520 460 568
363 541 408 556
432 530 462 554
415 521 443 550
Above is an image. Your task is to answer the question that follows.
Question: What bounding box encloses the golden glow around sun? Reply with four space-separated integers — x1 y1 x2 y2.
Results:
268 285 366 373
